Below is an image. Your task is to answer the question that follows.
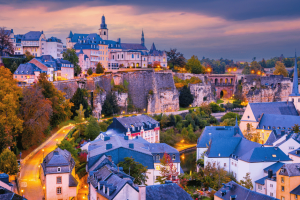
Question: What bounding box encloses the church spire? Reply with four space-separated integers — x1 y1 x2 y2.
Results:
100 15 107 29
290 51 299 96
141 29 145 46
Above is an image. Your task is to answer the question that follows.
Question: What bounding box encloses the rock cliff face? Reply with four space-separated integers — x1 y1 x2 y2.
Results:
190 83 214 106
241 75 292 102
53 70 180 114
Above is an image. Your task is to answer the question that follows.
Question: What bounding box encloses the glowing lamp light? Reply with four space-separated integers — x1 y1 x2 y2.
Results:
251 70 255 74
233 68 237 72
257 71 261 75
228 68 232 72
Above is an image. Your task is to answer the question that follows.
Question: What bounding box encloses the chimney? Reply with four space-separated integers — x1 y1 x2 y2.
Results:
103 184 106 194
138 185 146 200
107 155 112 162
117 38 121 44
107 187 110 196
268 169 273 179
104 136 110 141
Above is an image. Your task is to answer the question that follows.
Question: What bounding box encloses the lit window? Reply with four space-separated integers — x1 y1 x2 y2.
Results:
155 165 160 170
57 187 62 194
272 154 276 157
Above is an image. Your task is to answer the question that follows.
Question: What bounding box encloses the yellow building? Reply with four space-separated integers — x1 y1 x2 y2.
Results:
276 163 300 200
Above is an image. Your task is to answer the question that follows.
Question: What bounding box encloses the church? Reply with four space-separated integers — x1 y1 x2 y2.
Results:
66 15 167 73
240 53 300 143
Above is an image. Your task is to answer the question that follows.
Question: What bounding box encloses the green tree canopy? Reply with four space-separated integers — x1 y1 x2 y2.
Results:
238 172 253 190
118 157 148 185
179 85 194 108
63 49 81 76
186 55 205 74
70 88 92 119
87 68 93 75
96 62 104 74
37 73 73 127
0 148 19 175
85 117 101 140
274 61 288 77
166 48 186 68
57 140 78 161
221 112 241 121
102 92 120 117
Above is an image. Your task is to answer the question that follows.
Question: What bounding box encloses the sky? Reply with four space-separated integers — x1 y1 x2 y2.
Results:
1 0 300 61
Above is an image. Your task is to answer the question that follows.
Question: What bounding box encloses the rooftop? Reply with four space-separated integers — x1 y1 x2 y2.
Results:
22 31 43 41
279 163 300 177
257 114 300 131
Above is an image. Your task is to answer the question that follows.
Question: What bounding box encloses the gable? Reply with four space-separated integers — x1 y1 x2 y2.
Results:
241 104 257 122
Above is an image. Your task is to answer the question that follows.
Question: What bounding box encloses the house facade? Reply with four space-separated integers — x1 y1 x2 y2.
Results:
41 37 63 59
40 148 78 200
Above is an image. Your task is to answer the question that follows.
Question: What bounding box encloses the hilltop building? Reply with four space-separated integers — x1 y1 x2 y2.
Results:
13 55 74 83
66 15 167 73
40 148 78 200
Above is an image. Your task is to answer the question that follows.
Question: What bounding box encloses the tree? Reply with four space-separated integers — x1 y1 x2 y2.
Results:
166 48 186 68
221 112 241 121
156 153 179 184
274 61 288 77
179 85 194 108
24 51 35 62
293 124 300 133
57 141 78 161
152 61 161 68
0 148 19 175
87 68 93 75
0 27 14 56
186 55 205 74
260 58 267 68
85 117 101 140
242 63 251 74
74 104 86 123
118 157 148 185
37 73 73 127
96 62 104 74
70 88 92 119
238 172 253 190
0 66 23 151
63 48 80 76
102 92 120 117
19 86 53 149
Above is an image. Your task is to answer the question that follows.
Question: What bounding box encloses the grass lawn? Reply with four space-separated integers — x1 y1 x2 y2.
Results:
216 99 224 104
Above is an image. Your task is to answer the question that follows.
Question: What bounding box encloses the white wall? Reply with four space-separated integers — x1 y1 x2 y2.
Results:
289 154 300 163
240 104 258 132
196 147 207 161
255 183 266 195
204 157 230 172
114 183 139 200
45 173 76 200
265 179 276 198
279 138 300 155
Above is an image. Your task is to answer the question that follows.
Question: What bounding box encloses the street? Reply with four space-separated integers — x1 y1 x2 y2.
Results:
19 125 74 200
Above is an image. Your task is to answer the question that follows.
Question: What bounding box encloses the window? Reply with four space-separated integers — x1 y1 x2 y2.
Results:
296 195 298 199
224 163 226 167
155 165 160 170
281 177 284 183
57 177 62 184
281 197 285 200
156 155 160 160
57 187 62 194
272 154 276 157
258 185 262 190
172 155 176 160
132 54 134 59
270 193 273 197
270 184 273 187
57 167 61 172
281 186 284 191
289 146 294 150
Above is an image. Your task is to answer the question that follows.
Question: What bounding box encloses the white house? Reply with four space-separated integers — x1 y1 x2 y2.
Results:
40 148 78 200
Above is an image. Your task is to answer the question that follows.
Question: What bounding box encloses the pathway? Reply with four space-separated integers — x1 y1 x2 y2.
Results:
19 125 74 200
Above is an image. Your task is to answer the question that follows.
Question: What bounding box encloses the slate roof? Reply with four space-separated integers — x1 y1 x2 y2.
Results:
121 43 148 51
109 115 159 131
288 148 300 157
239 147 292 163
74 43 99 50
263 162 285 174
14 63 41 75
146 182 193 200
279 163 300 177
249 101 298 121
22 31 43 41
46 37 62 43
290 185 300 195
88 163 136 200
197 126 243 148
214 181 278 200
255 176 267 185
257 114 300 131
149 43 165 56
0 186 27 200
69 174 78 187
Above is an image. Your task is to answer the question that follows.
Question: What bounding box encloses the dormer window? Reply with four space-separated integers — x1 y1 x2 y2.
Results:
57 167 61 172
156 154 160 160
172 154 176 160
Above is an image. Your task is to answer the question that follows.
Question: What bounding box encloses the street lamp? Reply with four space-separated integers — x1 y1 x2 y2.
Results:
251 70 255 74
21 189 24 197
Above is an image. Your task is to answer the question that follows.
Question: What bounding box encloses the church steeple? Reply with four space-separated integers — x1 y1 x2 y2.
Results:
99 15 108 40
141 29 145 46
290 51 299 96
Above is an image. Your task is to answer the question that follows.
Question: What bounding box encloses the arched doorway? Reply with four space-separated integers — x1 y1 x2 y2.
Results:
220 90 228 98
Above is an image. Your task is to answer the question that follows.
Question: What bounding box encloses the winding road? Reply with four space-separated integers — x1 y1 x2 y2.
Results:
19 125 74 200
